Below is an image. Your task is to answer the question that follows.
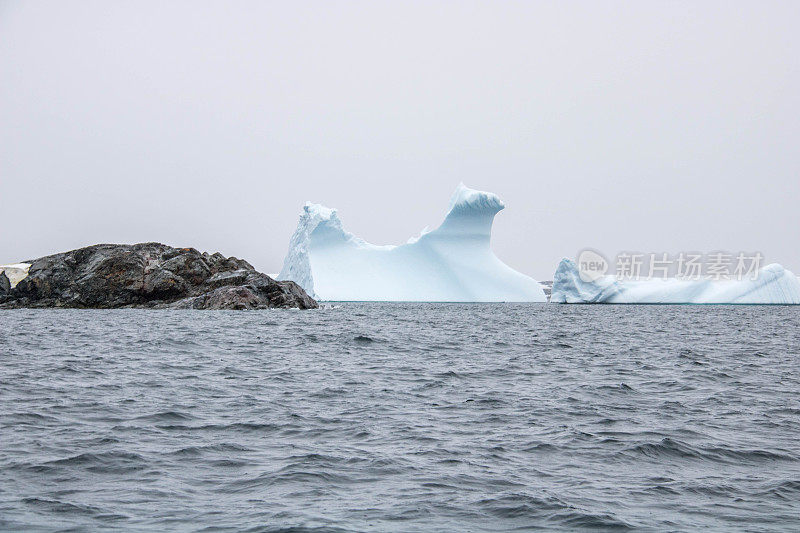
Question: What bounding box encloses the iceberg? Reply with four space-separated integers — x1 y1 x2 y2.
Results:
551 258 800 304
278 184 546 302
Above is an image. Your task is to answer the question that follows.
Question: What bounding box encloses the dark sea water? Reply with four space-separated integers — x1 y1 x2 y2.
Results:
2 304 800 532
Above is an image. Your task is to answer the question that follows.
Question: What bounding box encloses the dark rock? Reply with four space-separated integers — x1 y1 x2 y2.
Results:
160 254 212 285
205 269 251 289
143 268 189 298
0 272 10 295
0 243 317 310
190 286 263 310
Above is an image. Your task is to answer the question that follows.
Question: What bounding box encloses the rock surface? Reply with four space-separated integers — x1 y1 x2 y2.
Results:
0 272 10 295
0 243 318 310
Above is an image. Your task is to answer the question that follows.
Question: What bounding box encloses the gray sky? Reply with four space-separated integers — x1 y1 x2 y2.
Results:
1 0 798 280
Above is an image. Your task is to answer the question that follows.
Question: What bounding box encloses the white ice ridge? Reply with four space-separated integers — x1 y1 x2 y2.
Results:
550 258 800 304
0 263 31 288
278 184 546 302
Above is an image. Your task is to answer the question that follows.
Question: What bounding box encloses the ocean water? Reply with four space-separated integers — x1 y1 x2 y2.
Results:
1 304 799 532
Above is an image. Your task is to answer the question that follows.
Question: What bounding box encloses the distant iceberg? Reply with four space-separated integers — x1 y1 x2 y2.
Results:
551 258 800 304
279 184 546 302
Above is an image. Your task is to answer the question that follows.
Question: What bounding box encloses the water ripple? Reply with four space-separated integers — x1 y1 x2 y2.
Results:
1 304 800 531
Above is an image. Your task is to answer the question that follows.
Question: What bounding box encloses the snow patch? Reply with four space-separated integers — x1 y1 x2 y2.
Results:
0 263 32 288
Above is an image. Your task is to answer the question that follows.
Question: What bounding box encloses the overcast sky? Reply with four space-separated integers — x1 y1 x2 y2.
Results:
1 0 798 280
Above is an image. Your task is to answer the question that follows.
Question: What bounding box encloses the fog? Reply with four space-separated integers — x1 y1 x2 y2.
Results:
1 0 798 280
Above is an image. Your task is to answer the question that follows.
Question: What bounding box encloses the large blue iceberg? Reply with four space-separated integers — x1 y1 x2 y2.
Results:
279 184 546 302
551 258 800 304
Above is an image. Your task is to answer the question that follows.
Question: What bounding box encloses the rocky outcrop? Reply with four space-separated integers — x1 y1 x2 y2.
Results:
0 243 317 310
0 272 10 295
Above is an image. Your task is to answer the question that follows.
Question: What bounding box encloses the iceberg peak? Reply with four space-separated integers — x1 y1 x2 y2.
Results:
303 201 337 223
551 258 620 303
437 183 506 239
446 183 505 217
278 202 349 298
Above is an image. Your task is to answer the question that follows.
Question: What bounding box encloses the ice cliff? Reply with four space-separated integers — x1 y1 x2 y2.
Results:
551 258 800 304
278 184 546 302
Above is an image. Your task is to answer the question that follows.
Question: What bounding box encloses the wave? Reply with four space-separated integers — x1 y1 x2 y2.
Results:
623 438 798 464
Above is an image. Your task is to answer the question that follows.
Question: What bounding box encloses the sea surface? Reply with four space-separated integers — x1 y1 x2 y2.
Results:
1 304 800 532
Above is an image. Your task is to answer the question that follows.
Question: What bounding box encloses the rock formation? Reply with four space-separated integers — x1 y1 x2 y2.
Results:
0 243 317 310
